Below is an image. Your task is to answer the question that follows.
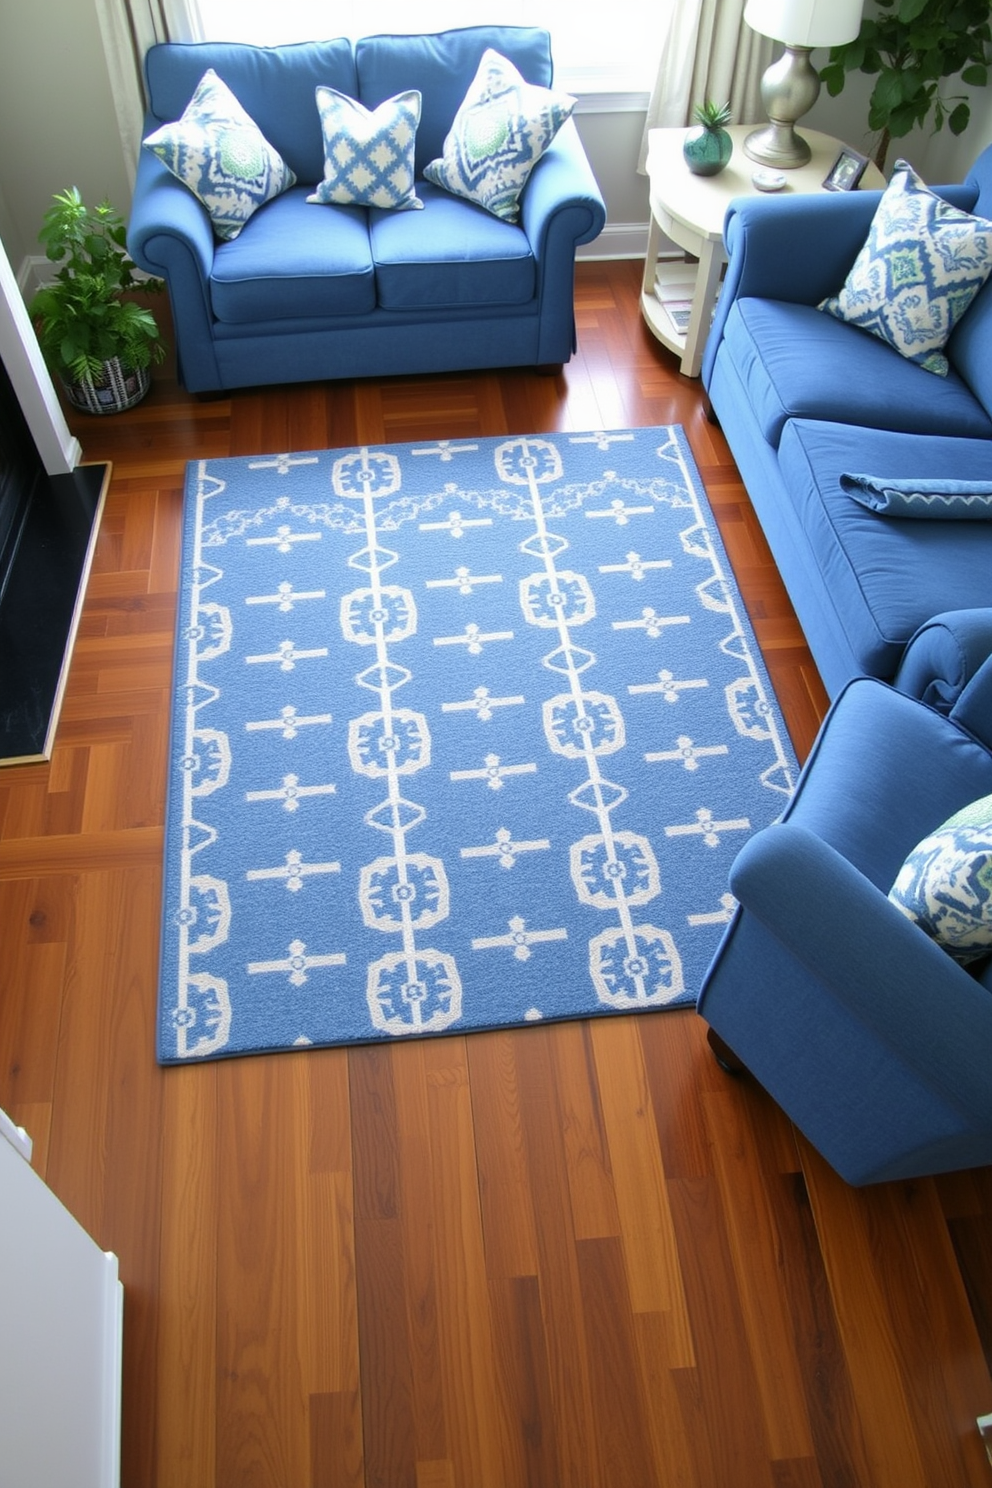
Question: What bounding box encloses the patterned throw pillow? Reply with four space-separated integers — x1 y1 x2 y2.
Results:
143 69 296 241
889 792 992 964
307 88 423 211
818 160 992 376
423 49 575 224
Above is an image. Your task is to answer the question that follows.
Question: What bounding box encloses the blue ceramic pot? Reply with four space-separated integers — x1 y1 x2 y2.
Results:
683 126 732 177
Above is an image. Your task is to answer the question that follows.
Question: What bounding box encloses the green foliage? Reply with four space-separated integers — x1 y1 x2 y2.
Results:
29 187 166 384
692 99 733 130
819 0 992 168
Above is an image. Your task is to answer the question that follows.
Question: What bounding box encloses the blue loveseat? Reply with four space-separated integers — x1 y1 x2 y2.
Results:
127 28 606 393
702 142 992 700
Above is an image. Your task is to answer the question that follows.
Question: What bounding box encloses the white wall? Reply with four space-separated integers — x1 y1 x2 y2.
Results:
0 0 990 283
0 0 131 275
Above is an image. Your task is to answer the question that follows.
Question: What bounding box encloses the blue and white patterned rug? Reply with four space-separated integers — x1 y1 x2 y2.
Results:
159 427 797 1061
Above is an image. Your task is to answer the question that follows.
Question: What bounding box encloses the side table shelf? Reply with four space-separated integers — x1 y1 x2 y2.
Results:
640 256 721 376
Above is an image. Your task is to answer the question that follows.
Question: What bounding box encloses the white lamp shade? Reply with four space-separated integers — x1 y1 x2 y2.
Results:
743 0 863 48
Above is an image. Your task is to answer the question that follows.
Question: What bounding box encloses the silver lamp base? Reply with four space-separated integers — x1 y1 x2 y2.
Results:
743 44 820 170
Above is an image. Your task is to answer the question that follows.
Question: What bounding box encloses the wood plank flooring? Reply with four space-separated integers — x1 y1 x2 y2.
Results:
2 260 990 1487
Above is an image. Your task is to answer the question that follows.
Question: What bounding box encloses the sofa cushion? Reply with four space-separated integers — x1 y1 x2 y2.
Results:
776 419 992 677
723 298 992 448
369 182 535 308
818 160 992 376
143 69 296 241
144 39 357 183
308 87 423 212
423 49 575 223
889 792 992 964
355 27 553 174
209 188 375 323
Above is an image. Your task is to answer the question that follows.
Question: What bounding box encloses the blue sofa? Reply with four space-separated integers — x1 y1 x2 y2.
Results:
127 28 606 393
702 142 992 699
697 649 992 1185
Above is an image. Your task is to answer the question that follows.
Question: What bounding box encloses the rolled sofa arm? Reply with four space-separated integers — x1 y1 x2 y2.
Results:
723 821 992 1119
127 146 221 391
950 651 992 751
893 609 992 711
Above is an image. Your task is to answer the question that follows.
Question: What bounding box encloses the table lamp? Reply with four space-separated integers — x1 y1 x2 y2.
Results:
743 0 864 168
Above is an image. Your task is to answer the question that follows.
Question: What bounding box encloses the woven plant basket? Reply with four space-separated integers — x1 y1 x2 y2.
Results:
61 357 150 415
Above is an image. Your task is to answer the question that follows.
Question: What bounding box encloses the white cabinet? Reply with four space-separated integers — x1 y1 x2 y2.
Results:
0 1112 123 1488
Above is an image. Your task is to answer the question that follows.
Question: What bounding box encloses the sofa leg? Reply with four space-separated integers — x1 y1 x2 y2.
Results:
706 1026 747 1075
703 393 720 425
536 363 563 377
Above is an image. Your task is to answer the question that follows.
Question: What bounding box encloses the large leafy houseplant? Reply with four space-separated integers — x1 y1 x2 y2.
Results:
30 187 166 414
820 0 992 172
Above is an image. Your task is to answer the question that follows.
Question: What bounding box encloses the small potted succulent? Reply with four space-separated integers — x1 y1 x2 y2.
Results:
30 187 166 415
683 100 734 177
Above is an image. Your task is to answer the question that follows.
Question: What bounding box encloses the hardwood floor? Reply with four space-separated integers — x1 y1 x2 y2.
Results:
2 259 991 1487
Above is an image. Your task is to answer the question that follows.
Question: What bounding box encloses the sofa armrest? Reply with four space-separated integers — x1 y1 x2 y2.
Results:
725 822 992 1120
949 652 992 751
521 117 606 260
893 609 992 711
127 146 221 391
702 182 980 388
519 117 605 364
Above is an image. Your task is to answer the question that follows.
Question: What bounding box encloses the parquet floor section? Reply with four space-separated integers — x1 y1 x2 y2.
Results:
2 260 991 1487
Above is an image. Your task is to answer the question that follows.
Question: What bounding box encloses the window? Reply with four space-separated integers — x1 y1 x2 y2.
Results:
191 2 671 96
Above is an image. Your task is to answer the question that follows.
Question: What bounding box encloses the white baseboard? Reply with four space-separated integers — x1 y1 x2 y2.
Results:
18 254 51 299
578 222 649 260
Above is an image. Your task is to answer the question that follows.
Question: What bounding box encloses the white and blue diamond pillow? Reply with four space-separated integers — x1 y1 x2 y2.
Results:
424 49 575 224
819 159 992 375
889 792 992 964
143 69 296 241
308 87 423 212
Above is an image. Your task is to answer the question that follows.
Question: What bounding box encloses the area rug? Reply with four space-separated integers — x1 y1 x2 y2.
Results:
158 426 798 1061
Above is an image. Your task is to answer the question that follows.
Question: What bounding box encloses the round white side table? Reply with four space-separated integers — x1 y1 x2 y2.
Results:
641 125 885 377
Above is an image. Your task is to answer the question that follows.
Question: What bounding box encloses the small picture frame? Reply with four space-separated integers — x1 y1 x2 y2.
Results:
823 147 869 192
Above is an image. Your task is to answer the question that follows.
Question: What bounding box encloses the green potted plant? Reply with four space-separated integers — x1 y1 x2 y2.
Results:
820 0 992 173
683 100 734 177
30 187 166 415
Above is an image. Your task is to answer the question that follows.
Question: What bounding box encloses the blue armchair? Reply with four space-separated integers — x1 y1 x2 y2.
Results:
127 28 606 393
697 654 992 1186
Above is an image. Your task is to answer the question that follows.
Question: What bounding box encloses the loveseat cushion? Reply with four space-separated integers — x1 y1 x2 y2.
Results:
369 183 535 308
776 419 992 677
209 188 375 323
144 39 357 183
355 27 553 174
723 298 992 448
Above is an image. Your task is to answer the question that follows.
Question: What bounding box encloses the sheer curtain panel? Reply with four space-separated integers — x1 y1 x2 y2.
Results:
95 0 202 185
639 0 773 170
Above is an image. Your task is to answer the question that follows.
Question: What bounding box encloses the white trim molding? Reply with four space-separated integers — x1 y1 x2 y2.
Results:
0 238 80 476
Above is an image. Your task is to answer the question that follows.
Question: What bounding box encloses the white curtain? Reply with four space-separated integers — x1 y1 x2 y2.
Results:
94 0 203 188
638 0 774 171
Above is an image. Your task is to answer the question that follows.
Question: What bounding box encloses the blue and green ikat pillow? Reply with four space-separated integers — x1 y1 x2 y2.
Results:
818 159 992 376
889 792 992 964
143 69 296 240
423 48 575 223
308 87 423 211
